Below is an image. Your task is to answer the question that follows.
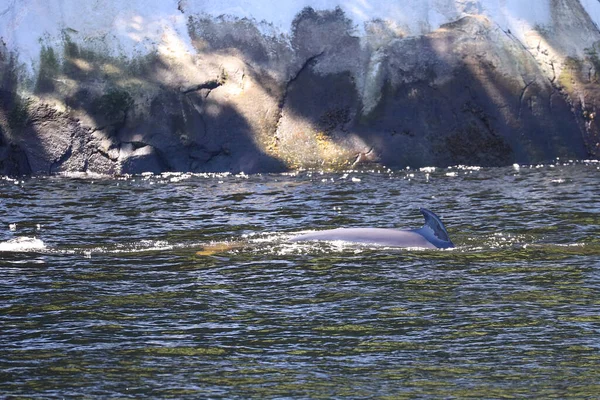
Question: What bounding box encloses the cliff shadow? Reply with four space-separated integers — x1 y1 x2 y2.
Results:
277 15 590 168
4 22 287 175
60 33 288 174
0 50 34 176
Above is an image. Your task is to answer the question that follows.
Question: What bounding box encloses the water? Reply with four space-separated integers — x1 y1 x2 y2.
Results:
1 162 599 398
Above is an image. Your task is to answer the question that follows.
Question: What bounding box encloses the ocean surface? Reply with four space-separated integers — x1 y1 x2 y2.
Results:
1 161 599 398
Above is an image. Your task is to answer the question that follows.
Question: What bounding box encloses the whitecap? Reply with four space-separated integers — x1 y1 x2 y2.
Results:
0 237 46 252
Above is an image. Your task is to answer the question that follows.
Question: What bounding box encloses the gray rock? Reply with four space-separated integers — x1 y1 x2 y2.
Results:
352 16 589 167
0 6 598 175
120 145 164 175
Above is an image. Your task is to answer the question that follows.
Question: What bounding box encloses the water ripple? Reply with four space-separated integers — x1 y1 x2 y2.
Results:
1 162 600 398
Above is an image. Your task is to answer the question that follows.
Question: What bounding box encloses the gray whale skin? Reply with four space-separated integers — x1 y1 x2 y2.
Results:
290 208 454 249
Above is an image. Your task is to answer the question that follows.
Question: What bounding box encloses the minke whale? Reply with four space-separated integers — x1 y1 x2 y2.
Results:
290 208 454 249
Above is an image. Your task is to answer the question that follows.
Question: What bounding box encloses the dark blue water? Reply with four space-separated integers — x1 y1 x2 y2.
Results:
1 162 599 398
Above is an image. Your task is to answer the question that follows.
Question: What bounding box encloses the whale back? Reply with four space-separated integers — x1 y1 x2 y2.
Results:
290 208 454 249
415 208 454 248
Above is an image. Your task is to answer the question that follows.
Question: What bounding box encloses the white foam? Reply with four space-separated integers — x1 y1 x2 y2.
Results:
81 240 175 255
58 171 111 179
0 237 46 252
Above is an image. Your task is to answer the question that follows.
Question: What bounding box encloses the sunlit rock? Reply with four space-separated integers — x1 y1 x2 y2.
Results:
1 0 599 175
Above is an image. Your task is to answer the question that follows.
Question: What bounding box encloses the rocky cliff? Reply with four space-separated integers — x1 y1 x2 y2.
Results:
1 0 599 175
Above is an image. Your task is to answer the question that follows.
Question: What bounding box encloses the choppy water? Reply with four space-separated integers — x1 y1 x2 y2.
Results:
1 161 600 398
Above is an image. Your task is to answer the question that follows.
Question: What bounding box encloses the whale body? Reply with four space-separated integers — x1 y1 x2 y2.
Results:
290 208 454 249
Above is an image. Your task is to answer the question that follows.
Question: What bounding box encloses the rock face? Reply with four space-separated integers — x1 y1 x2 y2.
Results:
1 0 600 175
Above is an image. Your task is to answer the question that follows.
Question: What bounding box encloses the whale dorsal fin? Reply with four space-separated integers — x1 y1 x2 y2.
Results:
418 208 453 247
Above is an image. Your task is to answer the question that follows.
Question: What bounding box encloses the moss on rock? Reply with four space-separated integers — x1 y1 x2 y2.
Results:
7 96 31 132
92 89 134 122
35 46 60 93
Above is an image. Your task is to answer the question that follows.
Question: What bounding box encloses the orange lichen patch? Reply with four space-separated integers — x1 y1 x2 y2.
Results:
314 132 354 168
557 57 582 94
275 128 356 170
